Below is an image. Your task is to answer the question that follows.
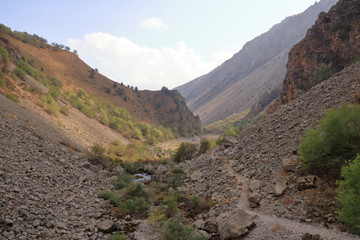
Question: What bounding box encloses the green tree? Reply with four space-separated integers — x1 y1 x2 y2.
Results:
199 138 210 154
336 155 360 234
174 142 198 163
299 104 360 176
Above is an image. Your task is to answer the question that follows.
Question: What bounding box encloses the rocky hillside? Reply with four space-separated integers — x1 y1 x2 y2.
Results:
0 94 117 239
176 0 337 125
279 0 360 104
179 62 360 239
0 27 200 137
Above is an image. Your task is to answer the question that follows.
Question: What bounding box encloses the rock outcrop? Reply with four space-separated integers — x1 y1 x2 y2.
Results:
279 0 360 103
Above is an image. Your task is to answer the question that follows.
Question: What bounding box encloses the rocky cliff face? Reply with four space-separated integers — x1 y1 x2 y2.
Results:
176 0 337 125
279 0 360 103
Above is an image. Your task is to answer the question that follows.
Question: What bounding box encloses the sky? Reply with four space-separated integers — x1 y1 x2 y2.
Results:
1 0 318 90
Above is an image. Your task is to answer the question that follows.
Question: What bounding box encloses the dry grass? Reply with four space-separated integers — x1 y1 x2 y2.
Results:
272 221 282 232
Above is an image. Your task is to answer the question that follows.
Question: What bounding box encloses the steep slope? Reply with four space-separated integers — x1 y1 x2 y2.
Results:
0 94 115 239
179 62 360 239
176 0 337 125
0 27 201 137
279 0 360 103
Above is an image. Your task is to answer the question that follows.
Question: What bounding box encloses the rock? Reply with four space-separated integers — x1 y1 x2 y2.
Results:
112 165 124 176
144 164 155 174
32 219 41 227
249 180 263 192
222 136 238 148
197 230 211 240
282 156 299 172
301 233 321 240
248 192 262 208
202 220 219 234
190 170 203 181
218 209 257 239
298 176 319 191
96 219 116 233
274 182 288 197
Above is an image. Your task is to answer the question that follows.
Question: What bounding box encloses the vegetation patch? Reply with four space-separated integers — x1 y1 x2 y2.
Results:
4 93 20 103
336 155 360 234
299 104 360 177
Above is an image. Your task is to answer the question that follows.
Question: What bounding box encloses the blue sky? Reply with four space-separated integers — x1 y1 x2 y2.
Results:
2 0 319 90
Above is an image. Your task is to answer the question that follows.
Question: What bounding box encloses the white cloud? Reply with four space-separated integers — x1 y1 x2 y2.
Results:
140 17 168 30
68 32 236 90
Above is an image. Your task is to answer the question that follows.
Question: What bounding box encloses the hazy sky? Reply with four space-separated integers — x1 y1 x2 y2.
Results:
2 0 319 90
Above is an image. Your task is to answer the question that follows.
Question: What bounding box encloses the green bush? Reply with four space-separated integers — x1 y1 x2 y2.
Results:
109 232 126 240
14 67 26 80
90 143 106 158
169 168 184 188
313 64 333 84
0 46 9 67
126 183 145 198
199 138 210 154
299 104 360 176
174 143 198 163
112 174 133 190
162 218 206 240
164 196 178 218
4 93 20 103
0 72 5 87
98 190 114 200
121 197 150 214
336 155 360 234
59 105 69 116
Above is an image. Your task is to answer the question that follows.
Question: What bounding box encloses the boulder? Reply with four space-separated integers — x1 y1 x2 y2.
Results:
144 164 155 174
96 219 116 233
249 180 263 192
190 170 203 182
282 156 299 172
274 182 288 197
298 176 319 191
222 136 238 148
248 192 262 208
112 165 124 176
218 209 257 239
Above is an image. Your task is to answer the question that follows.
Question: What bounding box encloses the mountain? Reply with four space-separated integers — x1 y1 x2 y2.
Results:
176 0 338 125
0 25 201 149
278 0 360 104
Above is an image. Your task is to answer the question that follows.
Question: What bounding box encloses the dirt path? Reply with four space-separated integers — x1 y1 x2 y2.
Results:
224 159 360 240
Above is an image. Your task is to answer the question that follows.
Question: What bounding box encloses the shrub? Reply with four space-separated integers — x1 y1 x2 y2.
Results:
109 232 126 240
0 46 9 67
313 64 333 84
109 233 126 240
188 195 212 214
59 105 69 116
174 143 198 163
0 73 5 87
14 67 26 80
90 143 106 158
98 190 114 200
121 161 140 174
112 174 133 190
4 93 20 103
199 138 210 154
299 104 360 176
162 218 206 240
121 197 149 214
98 190 120 206
169 168 184 188
126 183 145 198
164 196 178 218
336 155 360 234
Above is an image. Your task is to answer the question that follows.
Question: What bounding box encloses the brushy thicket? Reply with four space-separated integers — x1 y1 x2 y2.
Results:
173 142 198 163
299 104 360 176
63 89 173 143
336 155 360 234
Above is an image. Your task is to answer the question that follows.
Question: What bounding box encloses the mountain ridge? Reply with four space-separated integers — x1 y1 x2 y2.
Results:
176 0 338 125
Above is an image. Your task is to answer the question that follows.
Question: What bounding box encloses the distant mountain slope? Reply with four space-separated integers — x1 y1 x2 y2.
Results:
0 27 201 138
278 0 360 104
176 0 338 125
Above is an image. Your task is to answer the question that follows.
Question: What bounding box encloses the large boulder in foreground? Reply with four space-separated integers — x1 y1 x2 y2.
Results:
218 209 257 239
